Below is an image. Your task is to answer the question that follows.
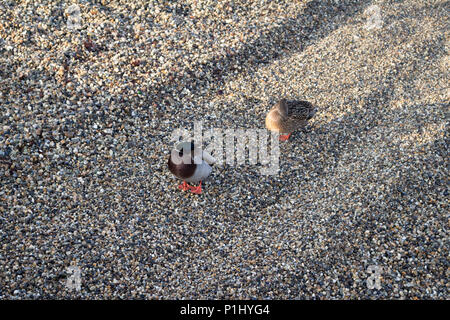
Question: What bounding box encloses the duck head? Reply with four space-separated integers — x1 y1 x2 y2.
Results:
275 98 288 116
168 141 196 179
168 141 216 179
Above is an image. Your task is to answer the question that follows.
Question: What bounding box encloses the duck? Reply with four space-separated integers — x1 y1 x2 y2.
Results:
168 141 216 194
265 98 317 141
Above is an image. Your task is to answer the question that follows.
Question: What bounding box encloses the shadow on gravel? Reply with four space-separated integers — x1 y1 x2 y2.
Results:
284 32 448 180
142 0 372 115
214 31 448 212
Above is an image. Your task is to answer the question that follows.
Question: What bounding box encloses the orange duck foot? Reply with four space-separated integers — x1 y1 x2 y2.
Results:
178 181 191 191
190 181 202 194
279 133 292 141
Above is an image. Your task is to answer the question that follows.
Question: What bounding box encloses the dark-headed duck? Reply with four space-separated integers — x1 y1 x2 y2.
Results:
168 141 216 194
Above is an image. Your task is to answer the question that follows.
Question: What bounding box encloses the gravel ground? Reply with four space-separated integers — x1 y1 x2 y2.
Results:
0 0 448 299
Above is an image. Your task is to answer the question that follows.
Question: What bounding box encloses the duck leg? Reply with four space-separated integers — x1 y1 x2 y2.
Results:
279 133 291 141
178 181 191 191
190 181 202 194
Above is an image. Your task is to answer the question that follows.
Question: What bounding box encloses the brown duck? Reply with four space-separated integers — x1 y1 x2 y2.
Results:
265 98 317 141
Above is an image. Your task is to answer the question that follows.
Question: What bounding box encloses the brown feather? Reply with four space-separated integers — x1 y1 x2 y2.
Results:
168 143 196 179
266 99 316 134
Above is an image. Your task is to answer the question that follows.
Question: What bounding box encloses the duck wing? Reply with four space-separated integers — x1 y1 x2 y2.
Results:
185 161 212 183
287 100 316 121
